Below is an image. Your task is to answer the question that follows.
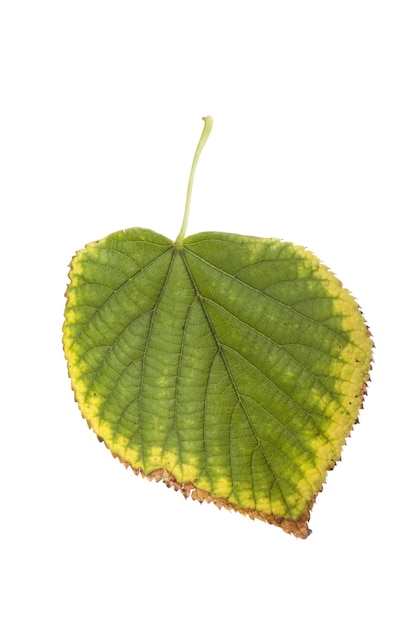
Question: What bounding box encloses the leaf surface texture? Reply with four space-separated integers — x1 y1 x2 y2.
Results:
63 228 372 537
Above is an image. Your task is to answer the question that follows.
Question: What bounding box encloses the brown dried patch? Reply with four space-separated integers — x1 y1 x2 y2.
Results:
110 458 313 539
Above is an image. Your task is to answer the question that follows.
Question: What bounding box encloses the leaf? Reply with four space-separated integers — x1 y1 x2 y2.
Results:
63 118 372 538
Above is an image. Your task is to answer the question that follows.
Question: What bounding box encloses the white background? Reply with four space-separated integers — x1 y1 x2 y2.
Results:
1 1 416 624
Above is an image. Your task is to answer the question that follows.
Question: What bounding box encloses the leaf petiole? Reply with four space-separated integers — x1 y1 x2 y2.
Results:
175 116 213 248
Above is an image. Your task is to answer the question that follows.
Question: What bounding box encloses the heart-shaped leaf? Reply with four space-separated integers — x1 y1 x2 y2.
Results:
63 118 372 538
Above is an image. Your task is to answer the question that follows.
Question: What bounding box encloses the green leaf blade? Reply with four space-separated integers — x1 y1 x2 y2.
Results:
63 228 372 538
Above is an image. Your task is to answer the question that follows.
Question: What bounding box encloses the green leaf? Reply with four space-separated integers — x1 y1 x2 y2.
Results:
63 118 372 538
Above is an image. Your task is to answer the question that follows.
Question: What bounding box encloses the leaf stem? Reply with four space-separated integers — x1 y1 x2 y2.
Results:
175 116 213 248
